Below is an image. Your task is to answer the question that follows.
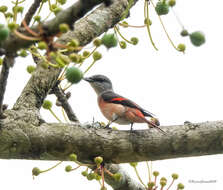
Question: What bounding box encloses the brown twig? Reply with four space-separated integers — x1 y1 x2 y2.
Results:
51 85 79 122
21 0 42 26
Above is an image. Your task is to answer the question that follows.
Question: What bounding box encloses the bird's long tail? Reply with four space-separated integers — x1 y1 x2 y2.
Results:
146 119 167 135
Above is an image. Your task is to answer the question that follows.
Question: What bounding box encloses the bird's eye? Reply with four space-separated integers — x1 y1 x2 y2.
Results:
95 78 105 82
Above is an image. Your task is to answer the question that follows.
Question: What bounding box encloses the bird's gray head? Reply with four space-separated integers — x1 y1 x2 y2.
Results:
84 75 113 95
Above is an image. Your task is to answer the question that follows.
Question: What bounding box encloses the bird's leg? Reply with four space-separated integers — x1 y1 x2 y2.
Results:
105 117 119 128
130 123 134 132
105 121 112 128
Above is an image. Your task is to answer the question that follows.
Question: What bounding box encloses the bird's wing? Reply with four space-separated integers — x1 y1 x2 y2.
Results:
101 91 155 118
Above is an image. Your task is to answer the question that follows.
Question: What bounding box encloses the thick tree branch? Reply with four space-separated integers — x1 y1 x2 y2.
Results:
0 113 222 163
1 0 114 53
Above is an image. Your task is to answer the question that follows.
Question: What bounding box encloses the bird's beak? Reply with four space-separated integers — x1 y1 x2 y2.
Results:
83 77 93 82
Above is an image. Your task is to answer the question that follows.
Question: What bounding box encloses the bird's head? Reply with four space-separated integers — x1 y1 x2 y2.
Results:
84 74 113 95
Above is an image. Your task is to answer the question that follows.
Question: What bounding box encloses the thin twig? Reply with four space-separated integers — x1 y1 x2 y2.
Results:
51 85 79 122
21 0 42 26
0 56 14 118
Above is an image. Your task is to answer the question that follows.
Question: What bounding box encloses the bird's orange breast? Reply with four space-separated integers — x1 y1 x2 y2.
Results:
98 97 148 124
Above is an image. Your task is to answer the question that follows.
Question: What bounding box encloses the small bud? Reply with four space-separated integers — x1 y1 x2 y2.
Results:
0 6 8 13
121 21 128 27
113 173 122 181
100 187 107 190
26 65 36 74
93 51 102 61
55 57 65 68
51 4 57 9
58 0 67 5
32 167 41 176
69 153 77 161
68 39 79 47
148 182 155 188
69 53 80 63
172 173 179 180
93 38 102 47
53 7 62 15
59 23 69 33
160 180 167 187
37 41 48 50
120 41 127 49
58 54 70 65
144 18 152 25
65 165 72 172
78 56 85 63
82 51 90 57
87 173 95 180
177 183 184 189
8 22 18 31
160 177 167 181
180 29 189 37
19 49 28 57
34 15 41 22
130 162 138 167
153 171 159 177
95 174 102 181
130 37 139 45
177 43 186 52
5 12 13 18
42 100 52 110
17 6 24 13
40 61 48 69
168 0 176 7
160 177 167 187
81 171 88 177
49 52 56 59
94 156 103 165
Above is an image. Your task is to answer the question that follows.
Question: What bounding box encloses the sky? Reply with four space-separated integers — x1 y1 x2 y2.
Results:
0 0 223 190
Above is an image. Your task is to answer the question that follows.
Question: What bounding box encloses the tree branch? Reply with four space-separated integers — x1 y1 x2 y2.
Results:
22 0 42 26
1 113 223 163
0 55 15 118
104 164 145 190
51 85 79 122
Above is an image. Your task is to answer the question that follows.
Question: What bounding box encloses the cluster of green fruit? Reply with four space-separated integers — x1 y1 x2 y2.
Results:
64 32 135 85
130 163 184 190
181 30 205 47
155 0 205 47
155 0 176 16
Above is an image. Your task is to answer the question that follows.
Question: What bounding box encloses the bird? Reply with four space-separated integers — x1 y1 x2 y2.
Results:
84 74 165 134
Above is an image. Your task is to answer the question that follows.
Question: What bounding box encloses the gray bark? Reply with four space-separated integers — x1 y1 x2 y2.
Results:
1 114 223 162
